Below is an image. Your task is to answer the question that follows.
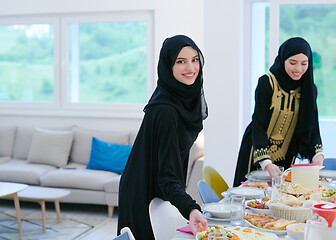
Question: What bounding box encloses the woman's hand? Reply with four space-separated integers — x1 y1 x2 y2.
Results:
313 154 324 166
189 209 207 235
265 163 282 179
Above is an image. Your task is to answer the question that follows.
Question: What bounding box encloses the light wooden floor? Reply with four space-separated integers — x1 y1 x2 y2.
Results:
0 199 118 239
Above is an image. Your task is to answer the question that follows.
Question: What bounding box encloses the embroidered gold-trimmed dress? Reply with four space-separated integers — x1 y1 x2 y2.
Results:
233 73 322 187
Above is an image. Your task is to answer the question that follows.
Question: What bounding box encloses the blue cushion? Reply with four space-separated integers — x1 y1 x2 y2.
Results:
86 137 132 174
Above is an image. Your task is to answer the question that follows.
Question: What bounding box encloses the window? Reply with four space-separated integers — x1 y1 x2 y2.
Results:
0 24 54 102
248 0 336 157
0 11 154 115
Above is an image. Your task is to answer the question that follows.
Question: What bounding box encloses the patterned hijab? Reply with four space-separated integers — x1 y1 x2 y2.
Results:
270 37 319 158
144 35 208 133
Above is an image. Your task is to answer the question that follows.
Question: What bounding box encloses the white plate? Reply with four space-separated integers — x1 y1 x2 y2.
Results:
245 200 271 214
226 226 278 240
202 203 231 218
244 219 287 235
226 187 265 199
320 170 336 180
249 170 271 180
203 212 230 221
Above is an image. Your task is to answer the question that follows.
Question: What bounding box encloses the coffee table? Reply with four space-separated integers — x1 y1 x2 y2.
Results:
17 186 70 232
0 181 28 240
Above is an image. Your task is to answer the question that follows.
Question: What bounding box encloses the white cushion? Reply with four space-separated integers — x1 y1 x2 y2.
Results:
27 128 74 167
0 159 56 185
70 127 130 165
0 126 17 157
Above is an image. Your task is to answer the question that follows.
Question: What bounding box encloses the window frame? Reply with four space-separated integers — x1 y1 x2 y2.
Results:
244 0 336 158
0 11 154 118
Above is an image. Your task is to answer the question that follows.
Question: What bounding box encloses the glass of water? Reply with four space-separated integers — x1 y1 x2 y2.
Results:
230 195 245 226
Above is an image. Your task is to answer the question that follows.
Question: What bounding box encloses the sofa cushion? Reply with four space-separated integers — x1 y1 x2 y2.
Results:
86 137 132 174
70 127 130 165
12 127 36 160
40 165 120 191
0 159 56 185
27 128 74 167
0 126 17 157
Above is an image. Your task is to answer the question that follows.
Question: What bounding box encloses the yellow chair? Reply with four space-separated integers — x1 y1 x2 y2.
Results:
202 166 229 200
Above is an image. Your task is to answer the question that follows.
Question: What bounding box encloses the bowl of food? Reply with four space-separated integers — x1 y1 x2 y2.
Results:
286 223 305 240
246 199 270 213
202 203 231 218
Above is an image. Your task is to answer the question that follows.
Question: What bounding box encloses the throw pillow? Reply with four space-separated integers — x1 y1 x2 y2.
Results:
27 128 74 167
0 126 17 157
86 137 132 174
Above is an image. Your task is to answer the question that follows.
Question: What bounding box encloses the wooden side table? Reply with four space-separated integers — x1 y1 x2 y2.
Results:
17 186 70 232
0 182 28 240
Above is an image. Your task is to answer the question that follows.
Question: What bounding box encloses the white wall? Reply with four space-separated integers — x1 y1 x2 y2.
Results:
203 0 244 187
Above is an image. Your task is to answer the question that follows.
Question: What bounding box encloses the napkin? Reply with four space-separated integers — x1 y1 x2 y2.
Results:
176 225 193 235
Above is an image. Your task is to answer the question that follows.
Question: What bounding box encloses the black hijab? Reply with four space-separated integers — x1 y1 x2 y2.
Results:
144 35 208 133
270 37 319 158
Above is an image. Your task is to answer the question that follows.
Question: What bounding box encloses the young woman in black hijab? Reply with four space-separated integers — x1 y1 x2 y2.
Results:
233 37 324 187
117 35 208 239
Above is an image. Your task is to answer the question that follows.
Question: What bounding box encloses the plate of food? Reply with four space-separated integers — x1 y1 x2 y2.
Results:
226 187 264 200
226 227 278 240
196 225 240 240
245 199 271 213
244 213 295 235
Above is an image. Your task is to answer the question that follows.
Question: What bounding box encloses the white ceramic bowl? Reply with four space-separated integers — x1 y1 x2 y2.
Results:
202 203 231 218
286 223 305 240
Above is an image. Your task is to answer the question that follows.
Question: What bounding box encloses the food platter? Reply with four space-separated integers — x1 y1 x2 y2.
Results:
244 219 287 235
226 226 278 240
226 187 265 200
196 225 279 240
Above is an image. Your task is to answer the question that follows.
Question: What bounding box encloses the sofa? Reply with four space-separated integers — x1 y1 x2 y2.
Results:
0 125 204 217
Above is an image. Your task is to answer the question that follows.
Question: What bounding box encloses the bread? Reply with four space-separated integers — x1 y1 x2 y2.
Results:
264 219 296 230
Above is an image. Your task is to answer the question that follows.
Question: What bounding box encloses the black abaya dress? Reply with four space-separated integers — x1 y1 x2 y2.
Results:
117 104 201 239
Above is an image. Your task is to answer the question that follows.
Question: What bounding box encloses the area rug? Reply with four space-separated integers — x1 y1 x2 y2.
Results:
0 203 111 240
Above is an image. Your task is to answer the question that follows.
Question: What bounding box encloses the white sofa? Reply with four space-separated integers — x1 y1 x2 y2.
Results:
0 126 204 216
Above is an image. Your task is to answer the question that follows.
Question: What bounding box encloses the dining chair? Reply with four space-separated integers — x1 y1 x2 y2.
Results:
149 197 188 240
113 227 136 240
197 180 220 204
323 158 336 170
202 166 229 199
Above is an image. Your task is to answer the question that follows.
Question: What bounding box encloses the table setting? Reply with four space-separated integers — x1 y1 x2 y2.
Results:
173 164 336 240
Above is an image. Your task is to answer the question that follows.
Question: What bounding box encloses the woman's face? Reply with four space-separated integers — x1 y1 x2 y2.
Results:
284 53 309 81
172 46 200 85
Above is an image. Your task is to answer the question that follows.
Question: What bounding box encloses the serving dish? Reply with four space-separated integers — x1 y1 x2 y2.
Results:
244 219 287 235
202 202 231 218
245 200 270 214
286 223 305 240
226 187 264 200
226 227 278 240
320 170 336 180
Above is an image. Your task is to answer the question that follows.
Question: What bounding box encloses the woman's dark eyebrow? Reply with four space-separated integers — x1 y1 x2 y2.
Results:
176 55 199 61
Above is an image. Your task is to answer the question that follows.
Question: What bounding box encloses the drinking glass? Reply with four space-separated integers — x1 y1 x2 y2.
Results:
230 195 245 226
271 177 281 201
